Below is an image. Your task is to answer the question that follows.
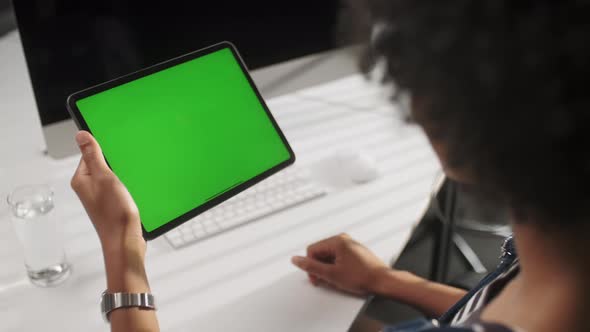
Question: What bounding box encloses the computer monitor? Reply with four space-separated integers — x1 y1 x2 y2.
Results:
12 1 345 158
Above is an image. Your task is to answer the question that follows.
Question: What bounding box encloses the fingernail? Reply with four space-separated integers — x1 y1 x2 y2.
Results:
75 132 89 146
291 256 304 266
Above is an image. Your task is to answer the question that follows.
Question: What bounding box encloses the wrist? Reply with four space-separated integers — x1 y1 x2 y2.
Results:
96 215 144 255
102 238 150 293
102 236 146 262
372 269 420 299
367 267 395 296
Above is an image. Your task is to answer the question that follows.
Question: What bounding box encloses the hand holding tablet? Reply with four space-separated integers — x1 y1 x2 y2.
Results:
67 42 295 240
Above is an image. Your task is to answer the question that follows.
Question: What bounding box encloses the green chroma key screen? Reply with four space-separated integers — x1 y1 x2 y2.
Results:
73 46 292 235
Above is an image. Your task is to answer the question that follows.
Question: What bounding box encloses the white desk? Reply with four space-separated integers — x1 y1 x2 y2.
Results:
0 30 441 332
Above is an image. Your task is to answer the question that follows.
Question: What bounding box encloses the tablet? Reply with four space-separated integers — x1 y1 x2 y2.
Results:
66 42 295 240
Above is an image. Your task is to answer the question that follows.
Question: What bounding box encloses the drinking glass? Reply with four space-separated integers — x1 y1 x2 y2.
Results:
7 185 71 287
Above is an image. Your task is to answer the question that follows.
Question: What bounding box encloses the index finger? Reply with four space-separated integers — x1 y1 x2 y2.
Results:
71 157 91 197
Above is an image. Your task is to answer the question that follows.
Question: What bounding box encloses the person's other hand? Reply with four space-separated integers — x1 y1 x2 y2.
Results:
291 233 390 296
71 131 144 256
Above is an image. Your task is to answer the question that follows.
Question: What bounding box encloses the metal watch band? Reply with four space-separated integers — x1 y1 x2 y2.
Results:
100 291 156 322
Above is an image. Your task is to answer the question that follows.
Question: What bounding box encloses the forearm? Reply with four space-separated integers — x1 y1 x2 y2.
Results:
373 269 467 318
103 240 160 332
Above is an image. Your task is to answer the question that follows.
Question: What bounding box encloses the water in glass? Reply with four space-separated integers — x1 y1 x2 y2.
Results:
8 185 70 287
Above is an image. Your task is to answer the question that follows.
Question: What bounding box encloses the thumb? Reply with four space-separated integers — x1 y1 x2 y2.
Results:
292 256 333 280
75 131 109 174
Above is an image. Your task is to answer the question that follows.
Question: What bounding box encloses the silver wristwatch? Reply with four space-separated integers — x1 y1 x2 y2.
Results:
100 291 156 322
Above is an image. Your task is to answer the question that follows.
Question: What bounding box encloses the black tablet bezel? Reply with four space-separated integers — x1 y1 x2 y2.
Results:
66 41 296 240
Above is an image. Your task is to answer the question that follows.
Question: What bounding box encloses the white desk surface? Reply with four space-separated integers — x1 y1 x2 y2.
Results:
0 30 441 332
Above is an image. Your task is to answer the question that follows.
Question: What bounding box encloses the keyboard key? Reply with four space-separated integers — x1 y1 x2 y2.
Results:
165 167 326 249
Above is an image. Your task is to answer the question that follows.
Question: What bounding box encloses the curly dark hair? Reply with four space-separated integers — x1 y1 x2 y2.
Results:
348 0 590 226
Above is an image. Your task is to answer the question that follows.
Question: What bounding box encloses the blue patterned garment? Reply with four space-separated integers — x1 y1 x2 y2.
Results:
383 236 519 332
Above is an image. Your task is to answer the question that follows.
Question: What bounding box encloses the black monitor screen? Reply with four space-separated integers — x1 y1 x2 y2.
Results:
13 1 343 125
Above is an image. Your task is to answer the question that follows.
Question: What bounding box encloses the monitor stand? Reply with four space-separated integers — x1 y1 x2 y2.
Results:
43 119 79 159
42 45 361 159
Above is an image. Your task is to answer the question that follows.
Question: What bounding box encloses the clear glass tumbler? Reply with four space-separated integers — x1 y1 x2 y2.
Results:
6 185 71 287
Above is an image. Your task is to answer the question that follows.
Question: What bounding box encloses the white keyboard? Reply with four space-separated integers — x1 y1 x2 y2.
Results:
165 167 327 249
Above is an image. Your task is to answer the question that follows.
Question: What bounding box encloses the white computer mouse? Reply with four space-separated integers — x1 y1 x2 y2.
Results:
333 150 379 184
